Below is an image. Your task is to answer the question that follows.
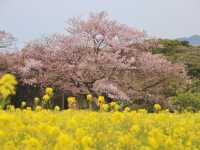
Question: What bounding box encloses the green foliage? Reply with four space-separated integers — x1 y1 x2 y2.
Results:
118 95 164 113
170 91 200 112
152 40 200 112
188 79 200 93
159 39 190 48
180 40 190 47
152 41 200 79
187 64 200 78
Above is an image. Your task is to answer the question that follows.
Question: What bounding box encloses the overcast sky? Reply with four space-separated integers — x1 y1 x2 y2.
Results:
0 0 200 47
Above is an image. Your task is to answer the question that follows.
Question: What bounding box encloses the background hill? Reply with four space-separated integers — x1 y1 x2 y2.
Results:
177 35 200 46
152 39 200 79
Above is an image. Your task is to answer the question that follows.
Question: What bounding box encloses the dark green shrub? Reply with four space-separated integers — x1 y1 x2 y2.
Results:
180 40 190 47
188 79 200 93
170 91 200 112
186 64 200 78
159 39 185 48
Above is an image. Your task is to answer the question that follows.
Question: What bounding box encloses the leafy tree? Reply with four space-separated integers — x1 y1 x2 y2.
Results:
180 40 190 47
170 91 200 112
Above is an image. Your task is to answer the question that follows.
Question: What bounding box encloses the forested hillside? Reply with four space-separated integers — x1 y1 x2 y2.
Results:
151 40 200 111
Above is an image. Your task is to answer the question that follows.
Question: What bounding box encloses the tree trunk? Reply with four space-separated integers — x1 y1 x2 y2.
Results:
62 92 65 110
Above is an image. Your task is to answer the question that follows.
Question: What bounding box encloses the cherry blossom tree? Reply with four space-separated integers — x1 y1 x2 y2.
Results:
66 11 146 53
8 12 187 108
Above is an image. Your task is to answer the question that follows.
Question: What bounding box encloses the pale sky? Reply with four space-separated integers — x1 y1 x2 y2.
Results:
0 0 200 47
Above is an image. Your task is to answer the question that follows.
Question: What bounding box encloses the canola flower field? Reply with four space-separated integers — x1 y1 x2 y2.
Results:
0 109 200 150
0 74 200 149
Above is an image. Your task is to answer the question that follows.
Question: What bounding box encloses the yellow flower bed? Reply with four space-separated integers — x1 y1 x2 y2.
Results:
0 73 17 99
0 110 200 150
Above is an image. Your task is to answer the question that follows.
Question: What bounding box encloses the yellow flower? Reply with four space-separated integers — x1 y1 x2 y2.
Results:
0 73 17 99
54 106 60 111
45 87 53 96
148 136 159 149
154 104 161 112
124 107 131 112
21 101 26 108
81 136 93 148
67 97 77 109
138 108 147 113
15 108 21 112
22 137 41 150
55 134 75 150
110 102 116 107
98 96 105 106
109 102 120 111
6 105 15 111
35 106 42 111
3 141 16 150
86 94 93 103
0 107 199 149
165 137 174 147
112 112 124 123
114 104 120 111
43 94 50 102
102 104 109 112
34 97 40 104
130 125 140 133
26 107 32 111
67 96 76 103
75 128 87 141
